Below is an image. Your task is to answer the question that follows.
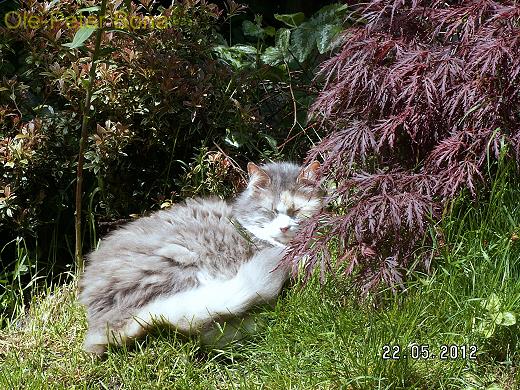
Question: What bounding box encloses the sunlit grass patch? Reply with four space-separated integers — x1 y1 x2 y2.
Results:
1 170 519 389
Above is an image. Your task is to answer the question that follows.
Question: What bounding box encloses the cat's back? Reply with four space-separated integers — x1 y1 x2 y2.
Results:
109 197 235 249
80 197 253 312
147 197 250 262
90 197 251 265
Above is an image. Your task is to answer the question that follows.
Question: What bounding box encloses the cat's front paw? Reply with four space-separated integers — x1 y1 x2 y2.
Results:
83 330 109 357
83 341 107 357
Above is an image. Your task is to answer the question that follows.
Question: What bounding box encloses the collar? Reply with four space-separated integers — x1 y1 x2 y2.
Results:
229 218 282 249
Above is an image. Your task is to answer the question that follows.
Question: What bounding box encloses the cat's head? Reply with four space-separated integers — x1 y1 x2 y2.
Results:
233 161 324 247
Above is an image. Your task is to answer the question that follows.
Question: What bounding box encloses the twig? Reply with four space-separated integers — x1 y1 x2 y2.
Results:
75 0 108 272
285 62 299 140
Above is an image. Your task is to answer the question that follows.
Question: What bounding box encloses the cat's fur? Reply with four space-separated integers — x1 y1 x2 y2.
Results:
79 161 323 355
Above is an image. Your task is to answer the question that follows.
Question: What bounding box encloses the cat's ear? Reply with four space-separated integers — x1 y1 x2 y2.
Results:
247 162 271 189
297 161 320 185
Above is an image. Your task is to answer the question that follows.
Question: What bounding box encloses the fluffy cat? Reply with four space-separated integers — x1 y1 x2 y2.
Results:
79 161 323 355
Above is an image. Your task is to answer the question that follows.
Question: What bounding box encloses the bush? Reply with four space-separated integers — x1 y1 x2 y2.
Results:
0 0 313 317
289 0 520 292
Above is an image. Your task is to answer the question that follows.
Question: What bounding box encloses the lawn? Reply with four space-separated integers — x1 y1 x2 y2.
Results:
1 175 518 389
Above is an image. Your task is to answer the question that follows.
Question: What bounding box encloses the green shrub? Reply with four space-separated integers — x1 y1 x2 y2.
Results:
0 0 315 319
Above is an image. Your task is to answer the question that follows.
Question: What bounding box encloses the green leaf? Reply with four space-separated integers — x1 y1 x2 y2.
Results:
229 44 257 55
242 20 265 39
498 311 516 326
62 26 96 49
493 312 504 325
485 384 504 390
481 293 502 313
80 79 91 90
262 134 277 150
261 47 284 66
275 28 291 54
224 130 249 148
316 24 343 54
213 45 257 70
477 319 496 338
274 12 305 28
77 6 100 13
290 21 317 63
312 3 350 25
264 26 276 37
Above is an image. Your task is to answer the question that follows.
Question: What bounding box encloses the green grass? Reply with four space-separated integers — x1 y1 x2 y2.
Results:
1 171 519 389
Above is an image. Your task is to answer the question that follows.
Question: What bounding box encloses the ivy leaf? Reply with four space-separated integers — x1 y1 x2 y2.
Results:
312 3 350 24
498 311 516 326
274 12 305 28
62 26 96 49
224 129 249 148
213 45 257 70
242 20 265 39
477 319 496 338
261 47 284 66
290 21 317 63
261 29 291 66
262 134 278 150
481 293 501 313
493 312 504 325
276 28 290 54
316 24 344 54
288 3 349 63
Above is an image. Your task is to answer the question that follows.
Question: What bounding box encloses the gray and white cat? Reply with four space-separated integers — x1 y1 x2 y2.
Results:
79 161 323 355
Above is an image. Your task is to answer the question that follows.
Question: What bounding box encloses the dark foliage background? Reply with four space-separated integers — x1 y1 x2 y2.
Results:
7 0 519 311
288 0 520 293
1 0 340 315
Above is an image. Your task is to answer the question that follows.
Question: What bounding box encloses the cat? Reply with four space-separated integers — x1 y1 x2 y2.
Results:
79 161 323 355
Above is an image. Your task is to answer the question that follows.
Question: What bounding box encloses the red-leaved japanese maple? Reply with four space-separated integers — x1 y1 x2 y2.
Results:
288 0 520 292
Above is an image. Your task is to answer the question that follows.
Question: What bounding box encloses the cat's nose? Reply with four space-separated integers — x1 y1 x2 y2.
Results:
280 226 290 233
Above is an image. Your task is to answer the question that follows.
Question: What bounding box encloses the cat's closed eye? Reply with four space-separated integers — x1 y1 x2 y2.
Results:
260 207 277 217
286 208 301 217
